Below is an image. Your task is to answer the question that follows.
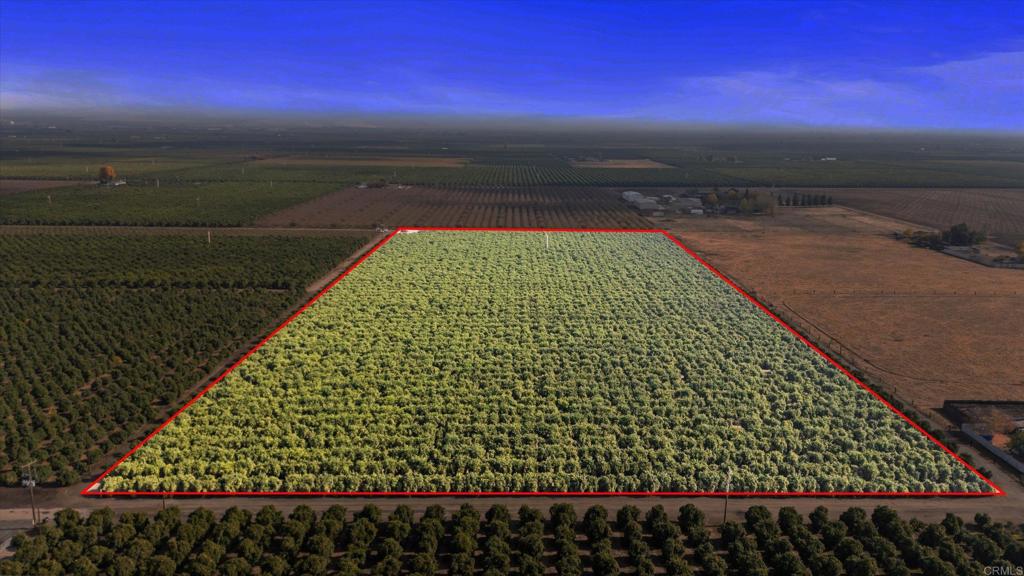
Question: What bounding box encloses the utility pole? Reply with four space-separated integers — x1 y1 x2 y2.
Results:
21 462 38 526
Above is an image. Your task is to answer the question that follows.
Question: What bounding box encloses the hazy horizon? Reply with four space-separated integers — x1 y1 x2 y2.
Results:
2 1 1022 132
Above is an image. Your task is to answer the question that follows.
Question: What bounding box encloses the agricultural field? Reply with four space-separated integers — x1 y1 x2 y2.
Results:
170 162 733 187
659 207 1024 408
819 187 1024 246
5 502 1022 576
0 156 214 180
665 159 1024 188
255 186 650 229
4 120 1022 189
0 232 367 486
0 179 89 196
95 230 991 494
254 156 470 167
0 181 343 226
569 158 674 169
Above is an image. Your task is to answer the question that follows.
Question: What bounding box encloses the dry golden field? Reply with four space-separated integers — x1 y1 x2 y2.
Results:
662 206 1024 409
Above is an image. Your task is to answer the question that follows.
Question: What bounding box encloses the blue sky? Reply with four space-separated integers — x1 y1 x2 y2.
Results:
1 0 1022 130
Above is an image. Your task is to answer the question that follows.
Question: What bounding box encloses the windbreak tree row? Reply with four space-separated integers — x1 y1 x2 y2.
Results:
3 504 1021 576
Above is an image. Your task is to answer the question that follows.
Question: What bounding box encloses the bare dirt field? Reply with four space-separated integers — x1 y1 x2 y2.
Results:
255 156 468 167
256 185 651 228
0 179 86 196
570 158 675 169
659 207 1024 409
767 187 1024 246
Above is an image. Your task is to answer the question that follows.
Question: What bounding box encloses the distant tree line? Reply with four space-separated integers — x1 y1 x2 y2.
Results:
778 193 833 207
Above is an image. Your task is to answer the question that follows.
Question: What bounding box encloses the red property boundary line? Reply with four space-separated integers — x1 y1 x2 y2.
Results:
84 227 1003 498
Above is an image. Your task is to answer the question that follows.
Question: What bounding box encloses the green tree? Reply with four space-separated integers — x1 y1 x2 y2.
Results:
296 555 329 576
943 223 985 246
146 555 177 576
110 556 137 576
1009 430 1024 457
409 552 438 576
221 557 252 576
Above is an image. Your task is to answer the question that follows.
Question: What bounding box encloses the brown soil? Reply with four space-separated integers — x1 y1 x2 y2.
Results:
659 207 1024 409
255 186 651 229
0 179 87 196
766 187 1024 246
571 158 675 169
255 156 468 167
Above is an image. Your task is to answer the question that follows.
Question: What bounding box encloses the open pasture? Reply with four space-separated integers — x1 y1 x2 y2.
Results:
94 230 991 494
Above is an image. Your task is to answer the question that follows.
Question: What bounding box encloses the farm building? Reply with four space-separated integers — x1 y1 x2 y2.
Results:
623 191 704 216
633 199 662 215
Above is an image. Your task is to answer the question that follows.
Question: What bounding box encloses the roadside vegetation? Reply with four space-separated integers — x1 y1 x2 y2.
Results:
0 233 366 486
100 231 990 493
3 503 1021 576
